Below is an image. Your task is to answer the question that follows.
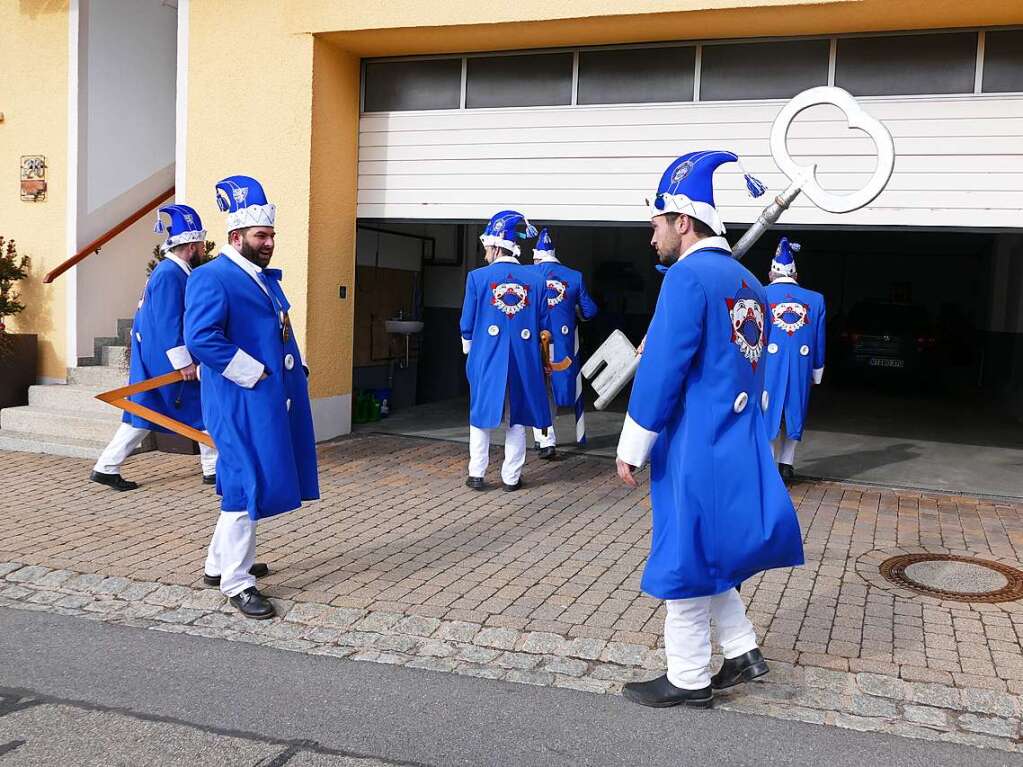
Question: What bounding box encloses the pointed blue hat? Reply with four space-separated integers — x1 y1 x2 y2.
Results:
648 150 766 235
771 236 801 276
215 175 276 232
153 204 206 252
533 228 557 262
479 210 537 257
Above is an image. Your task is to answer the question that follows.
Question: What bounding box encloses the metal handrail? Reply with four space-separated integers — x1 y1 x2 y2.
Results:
43 187 174 283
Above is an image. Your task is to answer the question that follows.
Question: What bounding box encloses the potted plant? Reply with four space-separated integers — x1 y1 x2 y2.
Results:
0 236 37 409
143 240 217 455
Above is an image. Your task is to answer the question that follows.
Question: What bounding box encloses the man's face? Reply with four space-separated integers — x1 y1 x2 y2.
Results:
484 245 501 264
650 214 683 266
234 227 275 268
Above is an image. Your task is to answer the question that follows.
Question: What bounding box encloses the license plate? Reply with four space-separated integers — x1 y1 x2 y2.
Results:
869 357 904 368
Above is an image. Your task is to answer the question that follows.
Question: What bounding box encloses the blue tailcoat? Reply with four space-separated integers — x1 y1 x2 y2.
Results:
763 280 826 441
460 257 553 429
533 259 598 406
184 251 319 520
619 243 804 600
125 258 203 432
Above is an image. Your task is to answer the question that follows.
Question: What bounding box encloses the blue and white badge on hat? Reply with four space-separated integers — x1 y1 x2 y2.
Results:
153 204 207 252
647 150 766 235
215 175 276 232
771 236 801 276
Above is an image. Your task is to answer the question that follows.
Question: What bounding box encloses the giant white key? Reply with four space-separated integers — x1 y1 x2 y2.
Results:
582 85 895 410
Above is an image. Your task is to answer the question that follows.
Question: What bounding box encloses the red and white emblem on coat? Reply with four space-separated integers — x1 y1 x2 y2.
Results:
491 281 529 317
771 301 809 335
724 281 766 370
545 278 567 308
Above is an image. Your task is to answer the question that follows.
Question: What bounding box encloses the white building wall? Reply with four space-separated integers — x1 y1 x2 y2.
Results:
75 0 177 356
357 95 1023 229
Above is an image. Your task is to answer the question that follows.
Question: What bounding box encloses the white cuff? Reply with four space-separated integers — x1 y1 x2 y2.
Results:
462 338 472 354
166 345 193 370
223 348 265 388
617 413 659 469
813 367 824 385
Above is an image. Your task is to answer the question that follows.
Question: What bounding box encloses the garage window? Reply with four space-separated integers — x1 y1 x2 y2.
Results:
363 59 463 112
577 46 695 105
836 33 977 96
983 30 1023 93
699 40 830 101
466 53 574 108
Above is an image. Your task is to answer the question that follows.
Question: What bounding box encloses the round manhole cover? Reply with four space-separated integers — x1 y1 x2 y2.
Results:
880 554 1023 603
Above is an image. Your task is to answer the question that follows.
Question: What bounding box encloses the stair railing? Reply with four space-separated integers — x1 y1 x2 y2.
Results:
43 187 174 284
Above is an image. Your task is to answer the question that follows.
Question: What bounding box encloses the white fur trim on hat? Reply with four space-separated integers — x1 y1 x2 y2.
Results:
770 258 797 276
532 249 557 261
648 194 726 235
480 233 521 257
161 228 207 253
226 203 276 232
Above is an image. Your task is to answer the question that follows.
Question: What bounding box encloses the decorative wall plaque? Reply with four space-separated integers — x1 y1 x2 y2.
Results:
20 155 46 202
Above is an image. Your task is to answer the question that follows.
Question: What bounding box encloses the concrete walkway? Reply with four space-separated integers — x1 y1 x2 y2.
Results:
362 389 1023 498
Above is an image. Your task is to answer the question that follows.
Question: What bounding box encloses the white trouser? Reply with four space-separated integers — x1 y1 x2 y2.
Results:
770 418 798 466
94 423 218 476
664 588 759 690
469 424 527 485
531 387 557 449
204 511 257 597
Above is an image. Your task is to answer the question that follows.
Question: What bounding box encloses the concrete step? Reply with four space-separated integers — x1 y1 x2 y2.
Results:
101 345 129 367
0 430 111 460
1 405 123 443
28 384 115 416
67 365 127 388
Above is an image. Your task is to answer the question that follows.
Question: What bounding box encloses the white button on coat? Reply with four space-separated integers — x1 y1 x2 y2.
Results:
733 392 748 413
767 343 778 354
135 332 142 342
561 325 569 335
488 325 499 336
799 344 810 356
284 353 295 370
286 398 292 411
521 329 531 340
762 391 769 412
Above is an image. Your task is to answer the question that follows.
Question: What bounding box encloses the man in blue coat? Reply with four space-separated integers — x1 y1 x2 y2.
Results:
531 228 598 458
616 151 804 708
185 175 319 619
763 237 826 483
460 210 551 491
90 204 218 491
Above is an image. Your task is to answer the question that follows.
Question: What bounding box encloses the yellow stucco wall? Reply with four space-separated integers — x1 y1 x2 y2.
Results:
0 1 69 380
306 39 360 399
185 2 318 387
303 0 1023 56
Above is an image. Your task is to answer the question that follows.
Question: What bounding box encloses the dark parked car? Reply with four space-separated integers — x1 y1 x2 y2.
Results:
836 300 938 382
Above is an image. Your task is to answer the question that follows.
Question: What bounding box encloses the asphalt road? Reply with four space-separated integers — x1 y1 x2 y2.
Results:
1 607 1019 767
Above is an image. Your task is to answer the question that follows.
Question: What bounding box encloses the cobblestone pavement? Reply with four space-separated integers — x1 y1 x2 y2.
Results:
1 435 1022 752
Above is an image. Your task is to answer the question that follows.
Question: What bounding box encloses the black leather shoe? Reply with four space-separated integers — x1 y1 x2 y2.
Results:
203 563 270 588
538 447 557 460
623 675 713 709
503 480 522 492
711 649 769 690
90 470 139 492
465 477 485 491
228 587 276 619
202 473 216 485
778 463 795 483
